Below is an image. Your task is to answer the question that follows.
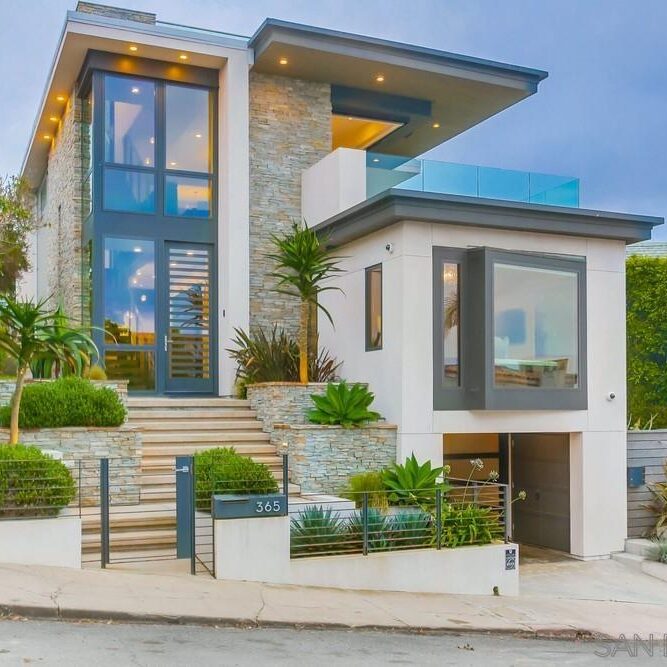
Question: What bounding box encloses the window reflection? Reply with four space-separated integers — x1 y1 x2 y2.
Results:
493 263 578 388
165 84 211 173
365 265 382 350
104 75 155 167
443 263 459 386
104 238 155 345
103 169 155 213
105 351 155 391
165 175 211 217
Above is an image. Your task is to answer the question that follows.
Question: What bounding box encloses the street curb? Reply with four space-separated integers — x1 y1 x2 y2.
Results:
0 602 603 640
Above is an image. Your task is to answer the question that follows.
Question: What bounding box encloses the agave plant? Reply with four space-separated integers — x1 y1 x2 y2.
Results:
0 297 98 444
388 510 432 549
382 453 449 506
307 381 380 428
290 505 351 557
267 222 344 383
347 507 392 552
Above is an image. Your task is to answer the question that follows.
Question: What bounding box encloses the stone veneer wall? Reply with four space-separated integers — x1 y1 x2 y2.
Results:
35 87 84 320
0 380 129 409
272 423 397 495
0 425 142 505
248 72 332 335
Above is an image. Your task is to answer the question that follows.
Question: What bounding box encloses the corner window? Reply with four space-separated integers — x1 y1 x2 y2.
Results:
433 247 586 411
365 264 382 350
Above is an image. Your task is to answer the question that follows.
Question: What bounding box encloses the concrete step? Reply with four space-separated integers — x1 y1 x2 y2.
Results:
141 432 271 444
82 527 176 552
611 551 646 572
128 420 264 432
625 538 656 558
128 409 258 420
127 397 249 409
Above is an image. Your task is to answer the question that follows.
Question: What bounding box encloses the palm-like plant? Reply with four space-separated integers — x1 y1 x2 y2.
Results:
267 222 343 383
0 297 98 444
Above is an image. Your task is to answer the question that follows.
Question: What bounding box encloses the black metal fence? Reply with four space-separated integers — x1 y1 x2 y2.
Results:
289 479 510 559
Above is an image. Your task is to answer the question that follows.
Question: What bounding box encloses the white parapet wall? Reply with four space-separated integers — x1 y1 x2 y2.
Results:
214 515 519 596
0 517 82 569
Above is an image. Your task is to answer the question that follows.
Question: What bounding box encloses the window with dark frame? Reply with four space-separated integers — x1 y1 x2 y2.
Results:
365 264 383 350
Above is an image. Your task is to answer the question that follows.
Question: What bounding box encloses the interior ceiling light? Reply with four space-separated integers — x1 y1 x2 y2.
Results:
131 86 140 94
129 44 138 52
194 133 202 139
432 122 441 129
179 53 188 60
279 57 288 65
372 158 380 163
133 246 143 253
375 74 385 83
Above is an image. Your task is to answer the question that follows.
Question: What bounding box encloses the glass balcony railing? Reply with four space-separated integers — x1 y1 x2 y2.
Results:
366 153 580 208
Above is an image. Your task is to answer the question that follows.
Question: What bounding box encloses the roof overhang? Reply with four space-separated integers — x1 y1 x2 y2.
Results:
21 10 249 189
250 19 548 156
313 190 663 247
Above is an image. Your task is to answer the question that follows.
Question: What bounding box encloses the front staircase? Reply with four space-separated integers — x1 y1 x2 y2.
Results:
82 396 290 564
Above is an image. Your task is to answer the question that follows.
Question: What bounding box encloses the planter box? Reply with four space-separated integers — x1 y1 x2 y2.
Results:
274 422 397 495
0 516 81 568
214 514 519 596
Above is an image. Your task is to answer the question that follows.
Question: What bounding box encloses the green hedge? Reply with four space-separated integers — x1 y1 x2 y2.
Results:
194 447 279 511
0 444 76 517
627 256 667 428
0 377 126 429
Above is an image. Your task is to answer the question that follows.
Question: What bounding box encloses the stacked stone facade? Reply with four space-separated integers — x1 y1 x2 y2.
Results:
37 89 85 321
248 72 332 335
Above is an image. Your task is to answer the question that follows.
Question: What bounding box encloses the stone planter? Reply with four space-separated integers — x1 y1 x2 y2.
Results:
0 379 129 409
0 425 142 506
0 516 82 568
273 423 397 495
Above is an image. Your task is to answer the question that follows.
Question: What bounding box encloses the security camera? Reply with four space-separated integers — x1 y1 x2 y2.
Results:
385 243 394 253
606 392 616 401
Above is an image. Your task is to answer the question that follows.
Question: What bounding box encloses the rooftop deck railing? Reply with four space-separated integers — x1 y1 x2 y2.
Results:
367 152 580 208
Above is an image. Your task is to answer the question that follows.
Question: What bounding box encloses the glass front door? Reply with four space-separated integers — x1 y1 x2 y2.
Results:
162 242 214 394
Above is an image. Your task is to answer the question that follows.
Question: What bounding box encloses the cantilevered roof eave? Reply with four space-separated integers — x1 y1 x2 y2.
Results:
313 190 663 247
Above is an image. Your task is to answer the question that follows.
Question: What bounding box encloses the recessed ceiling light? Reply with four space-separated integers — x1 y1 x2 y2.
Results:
279 57 288 65
131 86 140 94
178 53 188 60
432 122 440 129
56 95 66 102
149 137 155 145
129 45 138 52
43 134 51 140
49 116 58 122
133 246 143 253
144 158 151 165
140 294 147 302
194 133 202 139
169 161 177 167
375 74 385 83
372 158 380 163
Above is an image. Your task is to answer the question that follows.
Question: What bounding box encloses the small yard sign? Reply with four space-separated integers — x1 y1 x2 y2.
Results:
505 548 517 571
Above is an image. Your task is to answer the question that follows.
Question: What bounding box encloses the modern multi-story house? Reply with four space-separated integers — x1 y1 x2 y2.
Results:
18 2 661 560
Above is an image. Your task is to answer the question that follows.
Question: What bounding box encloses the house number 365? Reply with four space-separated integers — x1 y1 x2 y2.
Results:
256 500 281 513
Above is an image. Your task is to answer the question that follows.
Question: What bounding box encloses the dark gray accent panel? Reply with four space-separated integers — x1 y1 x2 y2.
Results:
511 434 570 552
332 85 431 124
314 190 662 246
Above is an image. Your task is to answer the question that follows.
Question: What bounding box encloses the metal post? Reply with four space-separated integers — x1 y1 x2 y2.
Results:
190 456 196 575
503 484 511 543
435 488 442 550
100 458 109 568
282 453 289 514
362 493 369 556
77 460 82 518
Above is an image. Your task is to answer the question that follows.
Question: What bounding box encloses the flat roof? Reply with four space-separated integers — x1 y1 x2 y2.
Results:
313 190 663 246
250 19 548 156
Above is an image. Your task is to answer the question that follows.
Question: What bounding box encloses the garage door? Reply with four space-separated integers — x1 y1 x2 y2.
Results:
511 434 570 552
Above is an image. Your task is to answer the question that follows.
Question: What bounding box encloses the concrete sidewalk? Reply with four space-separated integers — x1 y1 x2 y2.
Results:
1 562 667 639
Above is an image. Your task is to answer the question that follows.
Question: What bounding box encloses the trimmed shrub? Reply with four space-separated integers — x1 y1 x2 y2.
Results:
343 471 389 510
194 447 279 511
627 256 667 427
0 444 76 517
0 377 126 429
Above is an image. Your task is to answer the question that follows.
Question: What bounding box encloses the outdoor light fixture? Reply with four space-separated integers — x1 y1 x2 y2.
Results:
56 95 66 102
49 116 58 122
43 134 51 140
194 133 202 138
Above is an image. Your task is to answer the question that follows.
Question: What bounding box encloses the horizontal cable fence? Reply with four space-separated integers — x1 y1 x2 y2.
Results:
290 479 510 559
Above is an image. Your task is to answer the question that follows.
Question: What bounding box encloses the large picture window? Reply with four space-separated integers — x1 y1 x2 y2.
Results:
433 247 586 411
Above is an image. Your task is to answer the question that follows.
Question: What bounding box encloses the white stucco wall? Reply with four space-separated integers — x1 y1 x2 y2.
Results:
318 220 627 558
214 515 519 596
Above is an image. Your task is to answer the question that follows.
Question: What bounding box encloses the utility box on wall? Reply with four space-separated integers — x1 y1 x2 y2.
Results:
627 466 645 489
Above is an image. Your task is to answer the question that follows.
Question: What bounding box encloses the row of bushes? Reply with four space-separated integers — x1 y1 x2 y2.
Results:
0 377 126 429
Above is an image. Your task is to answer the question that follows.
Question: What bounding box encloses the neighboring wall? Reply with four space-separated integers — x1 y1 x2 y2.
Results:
30 90 84 320
627 430 667 538
248 72 331 335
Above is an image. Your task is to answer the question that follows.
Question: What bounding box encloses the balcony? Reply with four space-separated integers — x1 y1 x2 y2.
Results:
301 148 580 227
366 153 579 208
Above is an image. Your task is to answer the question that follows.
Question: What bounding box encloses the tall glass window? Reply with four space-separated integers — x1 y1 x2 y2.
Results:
442 262 460 386
365 265 382 350
103 238 155 345
165 84 211 173
104 75 155 166
493 263 579 389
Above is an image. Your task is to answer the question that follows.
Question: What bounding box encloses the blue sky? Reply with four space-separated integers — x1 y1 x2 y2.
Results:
2 0 665 236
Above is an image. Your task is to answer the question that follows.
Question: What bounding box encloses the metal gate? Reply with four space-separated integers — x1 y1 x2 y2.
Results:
99 456 213 576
